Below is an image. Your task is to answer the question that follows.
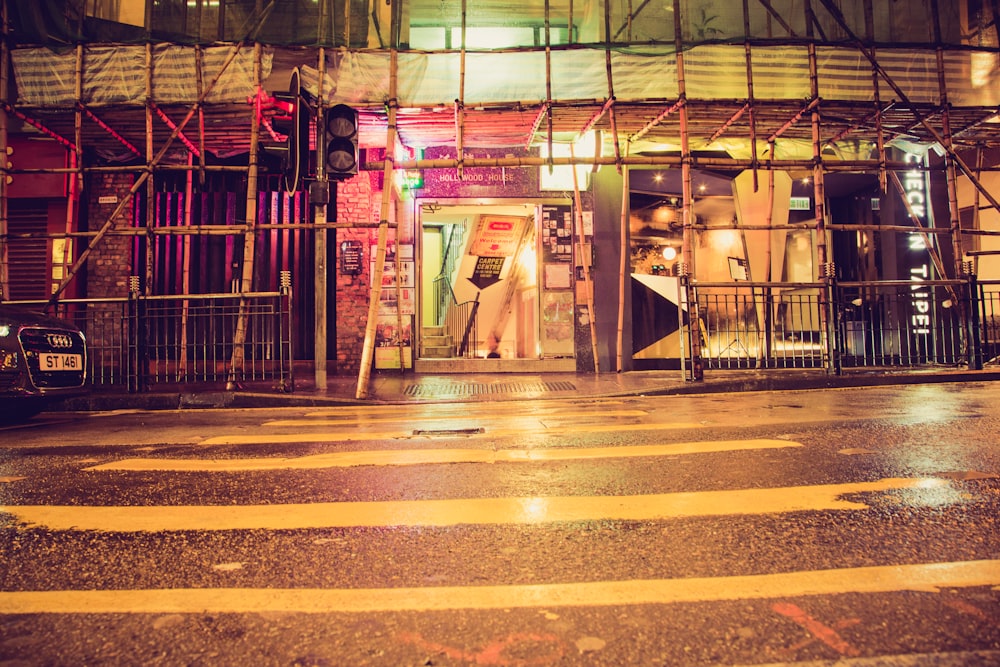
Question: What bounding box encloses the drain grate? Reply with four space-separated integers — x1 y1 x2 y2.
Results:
404 380 577 397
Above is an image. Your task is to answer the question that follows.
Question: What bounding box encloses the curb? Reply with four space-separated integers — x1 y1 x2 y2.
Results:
48 369 1000 412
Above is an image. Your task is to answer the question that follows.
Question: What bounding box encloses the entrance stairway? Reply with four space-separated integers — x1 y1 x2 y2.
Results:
420 325 455 358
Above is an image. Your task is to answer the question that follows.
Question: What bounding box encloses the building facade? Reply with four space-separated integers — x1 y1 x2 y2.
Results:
2 0 1000 392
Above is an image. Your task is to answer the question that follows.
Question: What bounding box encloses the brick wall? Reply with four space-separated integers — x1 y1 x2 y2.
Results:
334 171 383 373
86 173 135 298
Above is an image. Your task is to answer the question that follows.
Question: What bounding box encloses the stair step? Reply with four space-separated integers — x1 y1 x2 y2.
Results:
423 325 446 337
423 334 453 347
421 345 455 358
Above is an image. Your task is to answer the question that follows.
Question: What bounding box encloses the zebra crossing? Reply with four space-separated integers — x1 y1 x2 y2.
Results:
2 398 999 664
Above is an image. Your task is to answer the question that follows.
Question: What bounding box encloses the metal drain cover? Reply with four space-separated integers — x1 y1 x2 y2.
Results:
404 381 577 397
412 427 486 436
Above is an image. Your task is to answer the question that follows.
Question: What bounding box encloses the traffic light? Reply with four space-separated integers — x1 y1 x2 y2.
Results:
269 68 310 194
324 104 359 180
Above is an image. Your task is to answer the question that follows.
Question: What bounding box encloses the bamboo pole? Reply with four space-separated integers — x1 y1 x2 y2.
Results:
604 0 622 171
931 0 964 280
570 142 599 372
675 0 702 381
742 0 759 191
63 44 83 298
0 0 8 300
145 42 155 297
545 0 553 170
314 47 329 391
196 46 206 186
179 153 193 379
616 144 629 372
226 42 264 390
456 0 466 179
807 1 833 374
356 47 399 399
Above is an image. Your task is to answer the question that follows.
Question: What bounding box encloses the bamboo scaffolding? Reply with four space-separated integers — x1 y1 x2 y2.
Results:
79 104 141 157
0 0 8 300
196 45 206 185
45 1 278 306
815 0 1000 221
617 142 629 372
675 0 702 380
314 45 329 391
226 41 264 390
807 1 833 374
144 42 156 297
570 142 598 372
743 0 759 190
456 0 466 179
151 102 200 157
604 0 622 170
63 44 82 297
356 47 398 400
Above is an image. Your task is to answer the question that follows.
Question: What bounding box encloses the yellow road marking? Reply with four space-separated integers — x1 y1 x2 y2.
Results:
85 439 801 472
1 478 945 532
198 420 705 445
265 409 650 427
1 559 997 614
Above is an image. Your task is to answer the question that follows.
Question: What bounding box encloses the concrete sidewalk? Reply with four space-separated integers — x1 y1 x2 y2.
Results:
55 365 1000 412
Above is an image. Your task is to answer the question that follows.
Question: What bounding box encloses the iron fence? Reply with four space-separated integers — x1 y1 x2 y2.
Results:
9 283 293 392
690 278 985 372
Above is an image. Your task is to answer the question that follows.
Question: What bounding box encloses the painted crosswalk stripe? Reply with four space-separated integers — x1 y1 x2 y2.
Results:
2 478 948 532
0 559 997 614
86 439 802 472
198 420 706 445
264 408 650 427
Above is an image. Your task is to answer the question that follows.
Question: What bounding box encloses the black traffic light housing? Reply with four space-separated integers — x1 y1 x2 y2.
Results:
269 68 310 194
324 104 359 180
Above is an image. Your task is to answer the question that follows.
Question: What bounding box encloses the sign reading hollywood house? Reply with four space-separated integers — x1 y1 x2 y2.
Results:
902 151 933 339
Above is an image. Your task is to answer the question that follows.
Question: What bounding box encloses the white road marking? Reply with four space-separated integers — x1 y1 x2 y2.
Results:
1 478 946 532
85 439 802 472
0 559 997 614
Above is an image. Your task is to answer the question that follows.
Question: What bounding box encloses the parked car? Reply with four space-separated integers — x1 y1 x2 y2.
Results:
0 305 88 422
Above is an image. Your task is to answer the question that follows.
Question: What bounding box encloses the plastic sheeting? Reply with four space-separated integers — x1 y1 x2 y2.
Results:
12 44 271 107
299 43 999 109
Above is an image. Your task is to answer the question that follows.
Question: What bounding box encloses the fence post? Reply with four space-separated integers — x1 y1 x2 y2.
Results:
279 270 294 393
127 276 144 393
680 267 704 381
822 262 841 376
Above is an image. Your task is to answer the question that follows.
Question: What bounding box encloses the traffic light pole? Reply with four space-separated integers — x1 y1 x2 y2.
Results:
314 49 328 392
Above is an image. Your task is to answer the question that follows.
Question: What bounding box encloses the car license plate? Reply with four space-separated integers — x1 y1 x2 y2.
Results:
40 353 82 371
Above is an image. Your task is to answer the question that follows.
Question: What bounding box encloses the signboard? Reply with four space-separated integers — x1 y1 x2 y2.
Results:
789 196 811 211
339 240 363 275
468 215 526 257
469 256 505 289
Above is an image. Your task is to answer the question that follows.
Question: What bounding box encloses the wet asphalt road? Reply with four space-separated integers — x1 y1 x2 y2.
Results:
1 382 999 666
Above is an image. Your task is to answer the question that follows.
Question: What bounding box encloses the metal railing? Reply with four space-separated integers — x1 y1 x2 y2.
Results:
689 277 986 372
8 281 293 393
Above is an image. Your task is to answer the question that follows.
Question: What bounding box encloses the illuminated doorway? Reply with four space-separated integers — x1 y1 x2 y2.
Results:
416 199 576 371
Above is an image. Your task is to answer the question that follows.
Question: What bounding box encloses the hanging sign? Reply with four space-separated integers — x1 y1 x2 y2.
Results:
469 256 505 290
468 215 525 257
